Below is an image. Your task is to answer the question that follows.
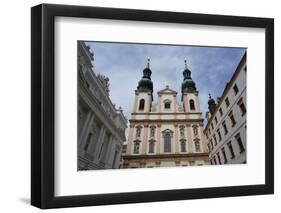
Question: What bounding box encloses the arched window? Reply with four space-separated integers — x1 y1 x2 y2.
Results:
189 99 195 110
148 140 155 153
133 140 140 154
163 99 171 110
195 140 201 152
139 99 145 110
180 140 186 152
163 133 171 152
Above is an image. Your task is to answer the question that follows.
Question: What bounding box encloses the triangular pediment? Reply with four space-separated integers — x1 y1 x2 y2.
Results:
157 86 177 95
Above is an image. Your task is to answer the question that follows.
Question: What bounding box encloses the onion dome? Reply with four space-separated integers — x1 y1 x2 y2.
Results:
208 93 217 114
137 58 153 92
181 59 197 92
208 93 216 105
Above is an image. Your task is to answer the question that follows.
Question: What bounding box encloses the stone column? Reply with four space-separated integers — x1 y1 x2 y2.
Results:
156 124 161 154
186 124 193 153
93 125 106 162
126 125 134 155
79 111 93 146
158 95 162 116
108 139 117 168
104 136 114 168
173 94 177 115
113 147 122 169
174 124 179 153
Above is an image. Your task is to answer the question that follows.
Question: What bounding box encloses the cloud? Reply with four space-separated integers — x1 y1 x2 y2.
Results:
86 41 246 129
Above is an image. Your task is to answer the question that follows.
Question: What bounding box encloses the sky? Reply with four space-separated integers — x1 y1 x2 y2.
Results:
86 41 246 128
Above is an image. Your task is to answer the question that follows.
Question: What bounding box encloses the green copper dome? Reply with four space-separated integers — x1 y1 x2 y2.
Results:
137 59 153 92
181 60 196 92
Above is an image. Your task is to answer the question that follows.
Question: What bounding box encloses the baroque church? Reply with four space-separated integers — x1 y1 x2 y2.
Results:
122 59 209 168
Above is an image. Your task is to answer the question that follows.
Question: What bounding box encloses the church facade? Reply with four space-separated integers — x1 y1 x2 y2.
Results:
122 60 209 168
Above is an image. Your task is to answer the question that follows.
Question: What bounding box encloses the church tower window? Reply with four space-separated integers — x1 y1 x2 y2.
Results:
164 102 170 109
139 99 145 110
189 99 195 110
163 99 172 110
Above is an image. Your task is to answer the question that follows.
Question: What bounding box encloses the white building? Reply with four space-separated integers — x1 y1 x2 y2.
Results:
78 41 127 170
123 59 209 168
204 52 247 165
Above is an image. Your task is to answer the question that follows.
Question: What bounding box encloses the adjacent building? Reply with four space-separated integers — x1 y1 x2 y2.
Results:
78 41 127 170
122 59 209 168
204 53 247 165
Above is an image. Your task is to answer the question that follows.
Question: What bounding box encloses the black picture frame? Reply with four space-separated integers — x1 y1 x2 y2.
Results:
31 3 274 209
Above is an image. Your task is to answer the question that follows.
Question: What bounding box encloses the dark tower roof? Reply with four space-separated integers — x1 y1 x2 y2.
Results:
137 58 153 92
181 59 197 92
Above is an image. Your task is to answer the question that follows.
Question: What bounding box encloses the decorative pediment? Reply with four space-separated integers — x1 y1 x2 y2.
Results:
162 129 174 137
193 137 200 142
157 87 177 95
133 139 141 143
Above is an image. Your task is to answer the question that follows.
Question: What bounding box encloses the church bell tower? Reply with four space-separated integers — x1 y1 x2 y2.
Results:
181 60 201 113
132 58 154 113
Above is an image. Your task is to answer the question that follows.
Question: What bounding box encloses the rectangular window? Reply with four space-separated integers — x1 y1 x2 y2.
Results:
213 157 217 165
207 143 211 152
235 133 245 153
225 97 230 107
217 128 222 141
213 135 217 146
222 121 228 135
221 147 227 163
164 134 171 152
238 98 247 116
228 111 236 126
227 141 235 159
216 152 222 165
164 102 171 109
219 108 223 116
233 84 239 95
149 141 155 153
210 138 214 150
214 116 218 124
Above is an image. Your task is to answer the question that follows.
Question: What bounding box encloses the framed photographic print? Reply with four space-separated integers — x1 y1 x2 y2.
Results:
31 3 274 209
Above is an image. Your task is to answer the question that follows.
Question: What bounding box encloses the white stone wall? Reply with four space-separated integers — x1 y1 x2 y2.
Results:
78 41 127 170
205 58 247 165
